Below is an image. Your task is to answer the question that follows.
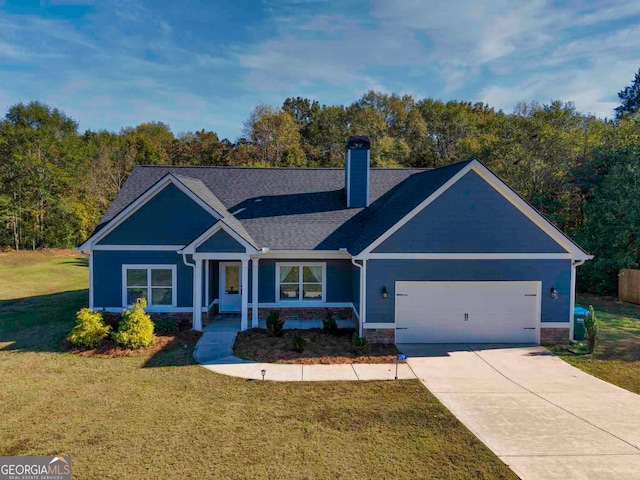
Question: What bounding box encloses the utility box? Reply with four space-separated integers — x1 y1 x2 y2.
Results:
574 306 589 341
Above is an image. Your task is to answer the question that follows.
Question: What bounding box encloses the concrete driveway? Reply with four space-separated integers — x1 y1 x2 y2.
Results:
400 344 640 480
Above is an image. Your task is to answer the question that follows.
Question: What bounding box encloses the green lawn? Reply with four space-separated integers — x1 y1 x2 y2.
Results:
0 250 515 479
555 293 640 394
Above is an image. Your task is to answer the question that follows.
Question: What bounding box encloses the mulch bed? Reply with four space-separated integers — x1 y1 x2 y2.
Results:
233 328 399 364
62 329 202 358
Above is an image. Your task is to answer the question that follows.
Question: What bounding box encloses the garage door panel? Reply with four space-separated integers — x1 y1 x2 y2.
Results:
395 281 538 344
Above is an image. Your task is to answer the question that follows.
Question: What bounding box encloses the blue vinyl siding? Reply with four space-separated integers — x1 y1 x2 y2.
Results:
347 147 368 208
98 183 215 245
374 171 567 253
255 259 355 303
197 230 245 253
352 263 361 314
93 250 194 308
208 260 219 304
366 259 571 324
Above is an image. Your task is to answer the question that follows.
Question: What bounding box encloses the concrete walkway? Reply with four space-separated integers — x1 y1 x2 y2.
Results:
193 319 415 381
402 344 640 480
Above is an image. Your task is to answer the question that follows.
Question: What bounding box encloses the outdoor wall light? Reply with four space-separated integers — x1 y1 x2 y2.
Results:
381 286 389 299
550 287 558 300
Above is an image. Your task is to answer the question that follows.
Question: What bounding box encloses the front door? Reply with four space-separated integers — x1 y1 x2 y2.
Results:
220 262 242 312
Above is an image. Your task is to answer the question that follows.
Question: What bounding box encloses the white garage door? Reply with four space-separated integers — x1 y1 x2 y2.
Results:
395 281 539 344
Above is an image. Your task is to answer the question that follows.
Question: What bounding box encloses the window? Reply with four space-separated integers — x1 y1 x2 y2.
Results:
123 265 176 308
277 263 325 303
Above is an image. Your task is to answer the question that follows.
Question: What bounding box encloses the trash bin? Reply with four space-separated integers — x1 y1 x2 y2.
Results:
574 306 589 341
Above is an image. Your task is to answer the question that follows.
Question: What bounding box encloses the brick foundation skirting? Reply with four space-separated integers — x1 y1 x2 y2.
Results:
363 328 395 344
102 311 193 329
540 327 570 345
249 307 353 321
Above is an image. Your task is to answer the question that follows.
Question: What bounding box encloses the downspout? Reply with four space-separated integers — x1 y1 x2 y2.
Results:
181 252 197 329
182 252 195 269
351 257 364 337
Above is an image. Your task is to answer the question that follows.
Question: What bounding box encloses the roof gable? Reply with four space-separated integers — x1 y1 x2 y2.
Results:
196 229 246 253
373 170 568 254
358 160 591 260
97 182 215 246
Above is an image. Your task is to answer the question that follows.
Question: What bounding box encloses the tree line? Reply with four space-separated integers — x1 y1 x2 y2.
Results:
1 68 640 293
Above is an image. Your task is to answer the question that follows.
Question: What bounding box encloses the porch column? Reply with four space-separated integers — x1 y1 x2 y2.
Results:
252 258 259 328
241 258 249 330
193 258 203 331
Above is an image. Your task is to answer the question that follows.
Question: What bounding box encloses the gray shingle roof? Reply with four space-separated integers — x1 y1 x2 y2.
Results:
92 161 472 254
172 174 258 248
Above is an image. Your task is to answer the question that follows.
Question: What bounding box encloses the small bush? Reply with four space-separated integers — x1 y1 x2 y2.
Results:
68 308 111 348
154 315 178 335
322 311 339 336
352 333 370 355
292 334 309 353
266 310 285 337
112 298 156 349
584 305 600 354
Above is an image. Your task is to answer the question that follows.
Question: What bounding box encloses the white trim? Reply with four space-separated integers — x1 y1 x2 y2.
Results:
346 149 351 207
89 252 94 309
205 259 209 308
569 263 576 341
570 259 586 341
535 281 542 344
180 221 257 255
363 323 395 330
78 174 221 250
194 252 251 261
351 302 360 322
350 258 364 336
241 258 249 330
357 160 592 261
361 259 367 336
208 298 219 310
541 322 571 329
193 259 203 330
257 250 351 259
121 264 177 309
92 245 184 251
252 258 259 328
275 262 327 304
365 253 573 260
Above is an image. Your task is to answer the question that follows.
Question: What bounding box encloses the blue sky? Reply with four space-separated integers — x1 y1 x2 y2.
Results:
1 0 639 140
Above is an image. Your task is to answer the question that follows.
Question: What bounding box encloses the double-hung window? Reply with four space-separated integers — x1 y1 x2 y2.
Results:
277 263 325 303
123 265 176 308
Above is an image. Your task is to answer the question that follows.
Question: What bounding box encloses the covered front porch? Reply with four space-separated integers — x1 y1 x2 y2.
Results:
192 253 256 332
189 252 359 333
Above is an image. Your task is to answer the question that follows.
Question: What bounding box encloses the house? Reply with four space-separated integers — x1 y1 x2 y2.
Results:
78 136 592 344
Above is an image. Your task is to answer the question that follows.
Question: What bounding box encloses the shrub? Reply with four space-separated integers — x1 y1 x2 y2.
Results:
265 310 285 337
352 333 370 355
154 315 178 335
584 305 600 355
292 334 309 353
322 311 339 336
112 298 156 349
67 308 111 348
